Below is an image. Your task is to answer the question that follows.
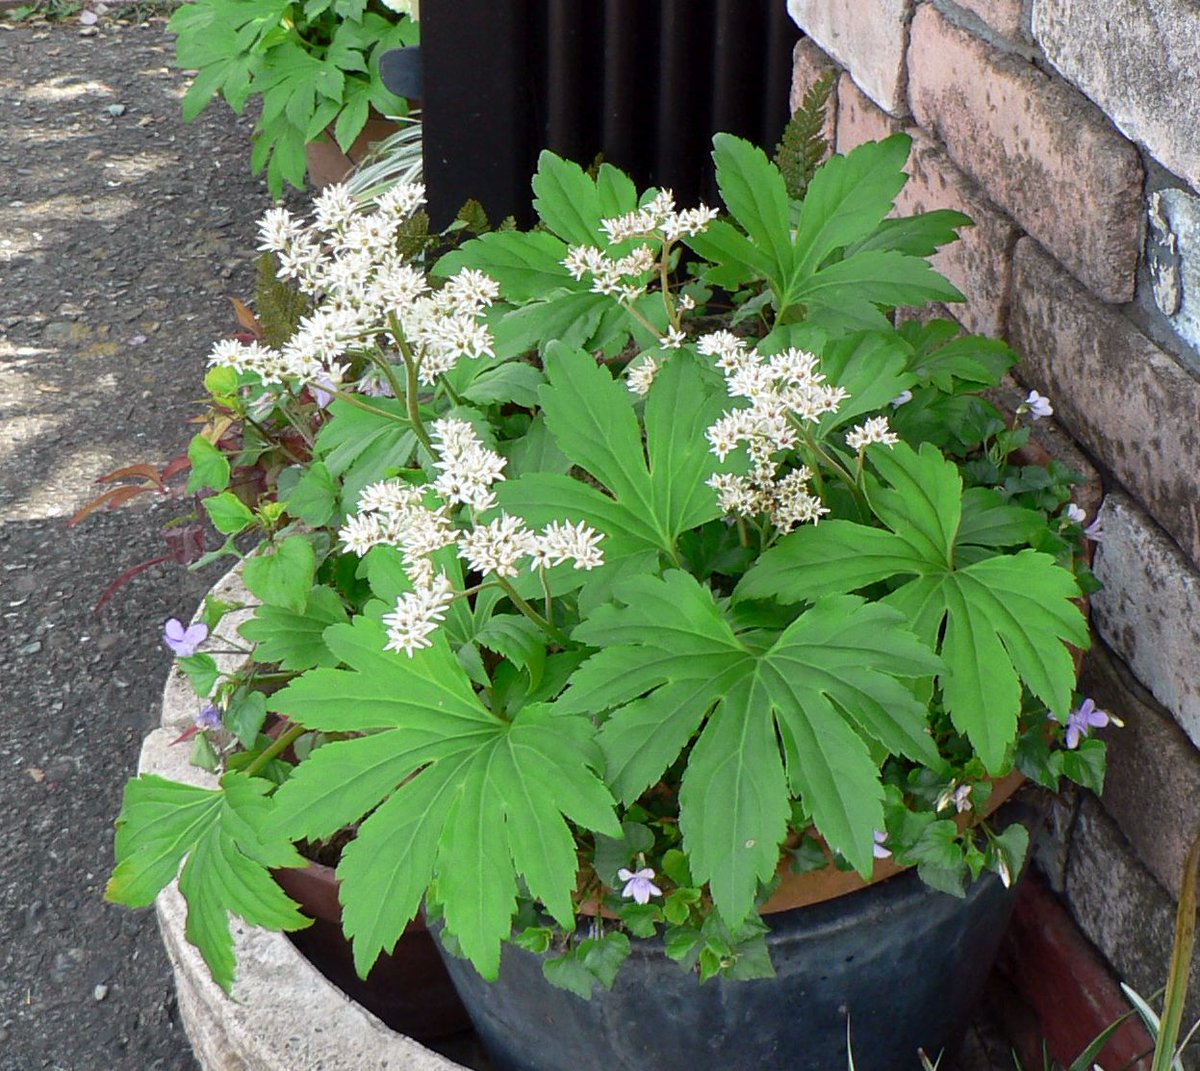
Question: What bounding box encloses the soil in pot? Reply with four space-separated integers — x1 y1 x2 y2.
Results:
437 800 1039 1071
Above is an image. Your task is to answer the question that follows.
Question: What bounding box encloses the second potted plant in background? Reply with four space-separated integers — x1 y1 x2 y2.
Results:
169 0 418 195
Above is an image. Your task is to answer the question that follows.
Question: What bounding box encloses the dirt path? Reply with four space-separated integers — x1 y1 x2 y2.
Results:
0 18 296 1069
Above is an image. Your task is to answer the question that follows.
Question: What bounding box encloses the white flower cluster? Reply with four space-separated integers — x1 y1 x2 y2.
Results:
600 190 718 243
337 423 605 655
430 417 508 511
699 332 845 531
209 184 498 397
845 416 899 451
562 190 718 305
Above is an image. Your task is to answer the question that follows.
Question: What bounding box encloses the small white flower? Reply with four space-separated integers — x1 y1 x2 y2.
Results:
1066 503 1087 525
677 293 696 312
530 520 605 571
845 416 899 451
457 514 538 578
890 389 914 409
660 327 686 351
626 355 659 397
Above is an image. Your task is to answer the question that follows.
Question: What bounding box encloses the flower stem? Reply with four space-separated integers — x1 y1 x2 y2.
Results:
328 387 407 424
495 575 568 647
244 722 306 777
402 356 434 452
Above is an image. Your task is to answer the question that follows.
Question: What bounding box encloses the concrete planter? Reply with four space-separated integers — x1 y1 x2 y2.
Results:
140 567 468 1071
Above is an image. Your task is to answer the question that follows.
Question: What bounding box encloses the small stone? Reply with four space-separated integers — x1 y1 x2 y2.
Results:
18 641 42 656
93 984 109 1001
106 104 126 117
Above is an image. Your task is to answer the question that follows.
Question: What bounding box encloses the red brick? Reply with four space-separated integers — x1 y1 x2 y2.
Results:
1008 238 1200 570
788 38 838 153
786 0 912 116
1081 640 1200 899
952 0 1023 39
835 73 903 154
894 130 1018 336
908 5 1143 303
998 873 1153 1071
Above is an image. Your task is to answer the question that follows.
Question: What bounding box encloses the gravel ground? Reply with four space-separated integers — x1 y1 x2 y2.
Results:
0 18 294 1069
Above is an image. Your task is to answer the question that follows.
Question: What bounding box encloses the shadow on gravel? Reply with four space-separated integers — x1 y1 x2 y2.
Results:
0 17 301 1070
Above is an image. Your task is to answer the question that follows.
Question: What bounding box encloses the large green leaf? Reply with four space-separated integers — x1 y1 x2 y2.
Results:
106 773 310 993
562 571 942 923
499 345 726 592
264 616 618 979
239 585 348 670
242 535 316 614
791 134 912 276
737 442 1086 771
711 133 794 274
434 231 574 303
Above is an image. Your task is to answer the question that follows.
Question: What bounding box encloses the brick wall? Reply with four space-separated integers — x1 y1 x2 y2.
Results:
785 0 1200 1064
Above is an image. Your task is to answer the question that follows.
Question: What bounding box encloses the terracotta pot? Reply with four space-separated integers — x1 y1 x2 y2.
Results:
305 115 402 189
272 859 472 1041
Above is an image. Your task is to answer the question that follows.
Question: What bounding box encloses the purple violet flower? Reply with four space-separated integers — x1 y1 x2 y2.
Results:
195 704 222 731
163 618 208 657
1083 516 1105 542
1022 390 1054 420
1061 698 1114 749
617 867 662 905
872 830 892 860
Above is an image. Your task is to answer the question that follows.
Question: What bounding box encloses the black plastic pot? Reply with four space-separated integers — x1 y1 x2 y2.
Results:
438 850 1023 1071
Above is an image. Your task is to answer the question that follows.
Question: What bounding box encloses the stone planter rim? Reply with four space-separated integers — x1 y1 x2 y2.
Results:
141 565 466 1071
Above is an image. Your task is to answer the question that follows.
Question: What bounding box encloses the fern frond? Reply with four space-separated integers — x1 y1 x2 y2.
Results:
775 70 836 201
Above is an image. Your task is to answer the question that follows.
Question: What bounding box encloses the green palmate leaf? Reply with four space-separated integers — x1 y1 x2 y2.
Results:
785 249 964 329
809 330 915 435
313 395 415 506
462 363 545 408
738 442 1086 772
499 345 726 599
106 773 310 993
434 231 573 302
264 616 618 980
531 151 639 247
899 325 1017 392
711 133 794 273
243 536 316 614
239 585 348 670
847 209 972 258
283 461 338 527
562 571 941 924
791 134 912 276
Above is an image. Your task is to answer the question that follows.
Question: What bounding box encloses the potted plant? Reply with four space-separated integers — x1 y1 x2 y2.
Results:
107 133 1111 1071
169 0 418 195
